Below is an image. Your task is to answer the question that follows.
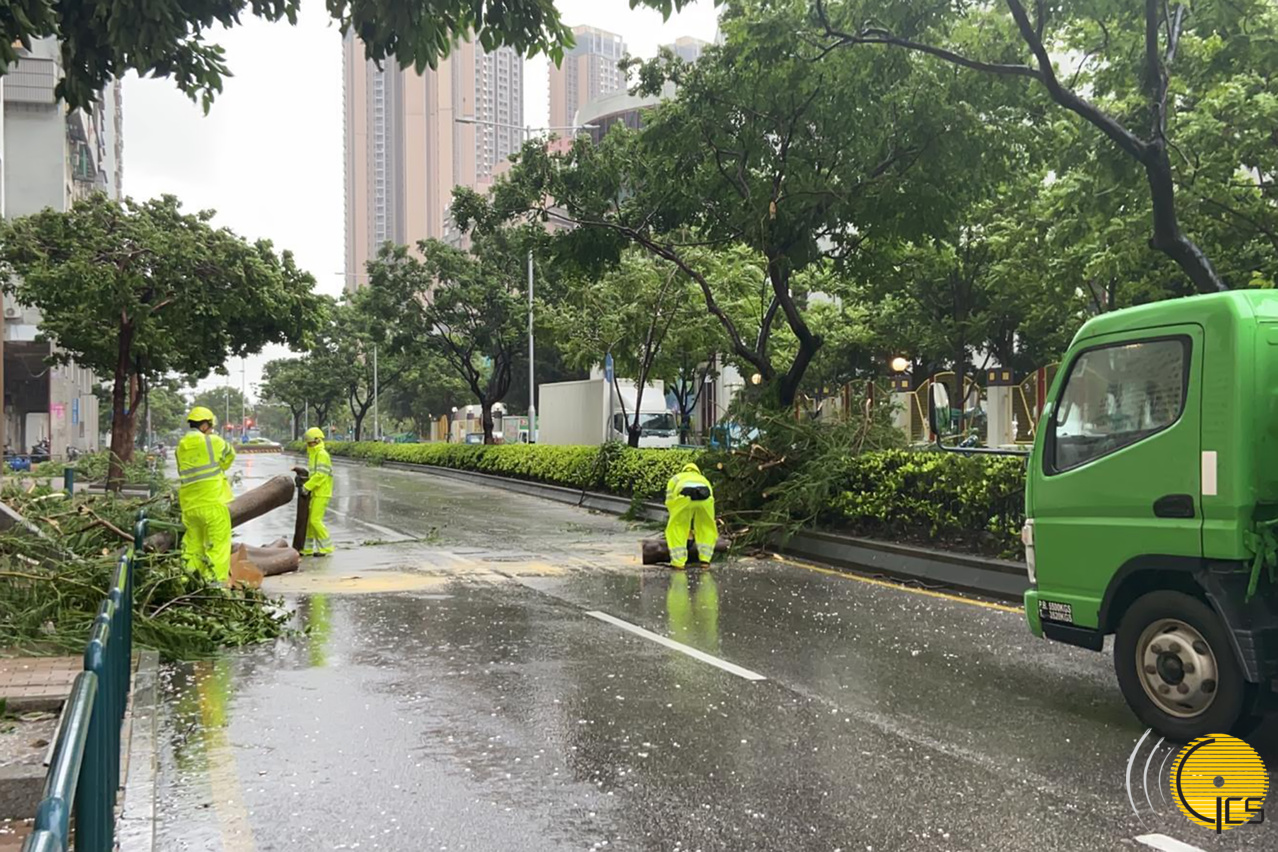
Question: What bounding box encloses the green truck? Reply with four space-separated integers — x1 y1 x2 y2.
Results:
1021 290 1278 740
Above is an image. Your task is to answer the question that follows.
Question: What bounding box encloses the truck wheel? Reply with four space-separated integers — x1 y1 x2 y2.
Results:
1114 591 1255 742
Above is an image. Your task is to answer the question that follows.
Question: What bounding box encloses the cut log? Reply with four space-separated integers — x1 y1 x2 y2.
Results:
146 475 296 552
290 470 311 553
641 535 731 566
229 545 265 588
241 543 300 576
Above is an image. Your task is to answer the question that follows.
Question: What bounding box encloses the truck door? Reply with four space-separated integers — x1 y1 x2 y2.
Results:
1033 325 1203 630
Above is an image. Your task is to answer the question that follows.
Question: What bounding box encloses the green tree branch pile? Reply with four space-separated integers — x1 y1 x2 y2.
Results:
29 451 165 489
0 488 289 658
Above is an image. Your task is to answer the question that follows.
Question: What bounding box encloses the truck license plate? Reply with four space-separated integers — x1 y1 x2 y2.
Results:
1038 600 1074 624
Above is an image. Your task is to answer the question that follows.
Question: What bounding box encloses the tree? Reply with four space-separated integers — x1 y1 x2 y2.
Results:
311 297 409 442
7 0 573 110
546 250 702 447
0 194 323 488
366 231 529 445
261 356 344 440
485 0 1012 406
812 0 1278 294
141 380 190 444
383 357 470 440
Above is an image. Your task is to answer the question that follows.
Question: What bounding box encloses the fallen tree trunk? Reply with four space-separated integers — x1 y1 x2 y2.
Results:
241 543 300 577
145 475 296 552
291 470 311 553
641 535 731 566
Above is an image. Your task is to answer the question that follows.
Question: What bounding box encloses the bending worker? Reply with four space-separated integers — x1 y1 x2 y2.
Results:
664 462 717 569
302 427 334 556
177 407 236 583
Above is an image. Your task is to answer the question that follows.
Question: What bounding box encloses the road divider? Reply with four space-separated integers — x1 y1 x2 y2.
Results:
585 611 767 681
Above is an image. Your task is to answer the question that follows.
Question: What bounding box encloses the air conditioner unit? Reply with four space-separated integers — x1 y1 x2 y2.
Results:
4 306 21 319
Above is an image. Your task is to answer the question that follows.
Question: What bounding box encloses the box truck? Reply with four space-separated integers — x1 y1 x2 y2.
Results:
539 378 678 448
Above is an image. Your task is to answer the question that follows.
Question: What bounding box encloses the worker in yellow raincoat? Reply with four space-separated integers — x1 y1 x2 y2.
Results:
301 427 334 556
176 407 236 582
664 462 717 569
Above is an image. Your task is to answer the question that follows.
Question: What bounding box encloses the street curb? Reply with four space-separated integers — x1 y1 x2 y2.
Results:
117 650 160 852
0 765 45 821
318 453 1030 603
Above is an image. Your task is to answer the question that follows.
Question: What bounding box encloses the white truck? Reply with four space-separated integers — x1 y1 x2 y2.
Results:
538 378 678 448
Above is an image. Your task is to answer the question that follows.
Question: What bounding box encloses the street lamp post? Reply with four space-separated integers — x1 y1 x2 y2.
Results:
453 116 597 443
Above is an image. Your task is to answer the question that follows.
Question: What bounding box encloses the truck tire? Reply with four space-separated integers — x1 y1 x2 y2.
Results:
1114 590 1256 742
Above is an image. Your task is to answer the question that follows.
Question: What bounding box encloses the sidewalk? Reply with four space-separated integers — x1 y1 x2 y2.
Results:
0 652 159 852
0 657 80 713
0 657 79 852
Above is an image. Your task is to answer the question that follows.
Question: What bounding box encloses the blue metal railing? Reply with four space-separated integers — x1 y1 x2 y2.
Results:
21 513 145 852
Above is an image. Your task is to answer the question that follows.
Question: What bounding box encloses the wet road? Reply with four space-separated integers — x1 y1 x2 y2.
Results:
143 454 1278 852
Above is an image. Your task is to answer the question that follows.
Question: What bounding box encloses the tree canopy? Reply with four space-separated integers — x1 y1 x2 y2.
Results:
8 0 576 109
0 193 323 484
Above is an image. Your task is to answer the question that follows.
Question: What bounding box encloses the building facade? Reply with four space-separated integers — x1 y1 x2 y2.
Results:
548 26 626 131
343 34 524 288
664 36 708 64
2 36 119 458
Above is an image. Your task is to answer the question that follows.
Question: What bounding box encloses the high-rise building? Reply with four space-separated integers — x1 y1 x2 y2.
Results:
577 35 707 144
663 36 709 64
343 34 524 287
548 26 626 131
2 36 120 458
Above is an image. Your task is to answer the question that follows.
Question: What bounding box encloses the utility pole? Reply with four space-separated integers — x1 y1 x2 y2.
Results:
527 250 535 442
240 359 247 442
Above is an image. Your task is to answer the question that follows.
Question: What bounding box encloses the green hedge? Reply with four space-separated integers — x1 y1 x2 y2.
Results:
825 450 1025 557
298 441 1026 557
300 441 697 501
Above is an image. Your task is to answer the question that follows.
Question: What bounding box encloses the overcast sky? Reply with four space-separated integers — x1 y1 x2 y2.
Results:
121 0 719 403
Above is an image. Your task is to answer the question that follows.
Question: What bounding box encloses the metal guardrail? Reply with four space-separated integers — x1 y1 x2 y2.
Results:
21 513 144 852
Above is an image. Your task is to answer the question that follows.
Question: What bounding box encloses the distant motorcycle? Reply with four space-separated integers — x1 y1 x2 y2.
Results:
30 440 50 464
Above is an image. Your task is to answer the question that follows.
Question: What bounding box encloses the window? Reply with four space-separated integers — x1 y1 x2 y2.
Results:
1049 337 1189 473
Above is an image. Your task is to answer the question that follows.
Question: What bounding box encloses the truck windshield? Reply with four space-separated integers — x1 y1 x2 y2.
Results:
637 413 676 437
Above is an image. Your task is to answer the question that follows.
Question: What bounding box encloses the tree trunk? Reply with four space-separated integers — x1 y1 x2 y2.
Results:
107 327 136 492
1142 143 1227 294
627 381 647 448
482 404 496 444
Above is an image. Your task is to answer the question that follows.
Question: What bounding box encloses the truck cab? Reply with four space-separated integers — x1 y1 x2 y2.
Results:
1023 290 1278 740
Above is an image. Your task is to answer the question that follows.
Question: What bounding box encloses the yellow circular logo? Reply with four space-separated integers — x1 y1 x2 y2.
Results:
1169 734 1269 832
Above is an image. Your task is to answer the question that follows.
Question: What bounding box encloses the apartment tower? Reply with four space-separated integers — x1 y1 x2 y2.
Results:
548 26 626 130
343 34 524 288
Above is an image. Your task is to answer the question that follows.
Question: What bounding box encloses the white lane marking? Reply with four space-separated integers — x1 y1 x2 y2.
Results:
585 611 767 682
1136 835 1207 852
326 507 412 541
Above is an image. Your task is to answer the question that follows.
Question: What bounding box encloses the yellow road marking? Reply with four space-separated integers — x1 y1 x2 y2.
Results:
768 553 1022 614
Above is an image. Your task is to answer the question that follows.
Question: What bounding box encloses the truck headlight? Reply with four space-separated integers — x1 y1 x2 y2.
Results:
1021 519 1036 585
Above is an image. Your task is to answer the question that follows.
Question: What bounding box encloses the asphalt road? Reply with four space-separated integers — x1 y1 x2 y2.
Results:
141 453 1278 852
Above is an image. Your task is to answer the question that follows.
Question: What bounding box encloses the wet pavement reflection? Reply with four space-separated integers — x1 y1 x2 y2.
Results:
145 455 1276 851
